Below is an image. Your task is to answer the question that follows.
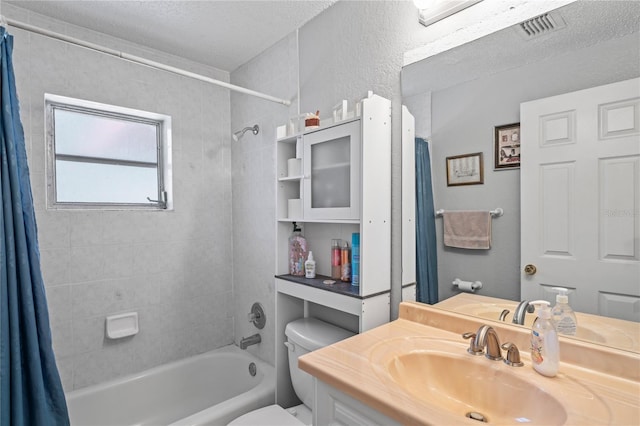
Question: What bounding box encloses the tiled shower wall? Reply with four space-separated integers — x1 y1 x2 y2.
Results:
5 5 235 391
230 33 298 366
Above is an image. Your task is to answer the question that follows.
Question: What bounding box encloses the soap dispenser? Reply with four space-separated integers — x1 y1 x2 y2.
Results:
551 287 577 336
530 300 559 377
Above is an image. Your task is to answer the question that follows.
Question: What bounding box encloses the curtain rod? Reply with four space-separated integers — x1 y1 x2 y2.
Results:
3 17 291 106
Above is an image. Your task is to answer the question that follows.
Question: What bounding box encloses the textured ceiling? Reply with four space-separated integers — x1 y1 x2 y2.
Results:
5 0 337 72
402 0 640 96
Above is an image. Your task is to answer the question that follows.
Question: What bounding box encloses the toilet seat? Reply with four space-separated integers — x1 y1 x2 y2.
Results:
227 405 305 426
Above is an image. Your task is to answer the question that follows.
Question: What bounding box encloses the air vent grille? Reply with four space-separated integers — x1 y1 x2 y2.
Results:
518 12 565 38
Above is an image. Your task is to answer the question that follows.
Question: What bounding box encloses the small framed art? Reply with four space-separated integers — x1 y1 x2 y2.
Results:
446 152 484 186
494 122 520 170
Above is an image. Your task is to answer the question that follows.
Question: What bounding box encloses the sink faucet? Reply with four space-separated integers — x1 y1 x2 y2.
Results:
240 333 261 350
473 325 503 361
512 300 536 325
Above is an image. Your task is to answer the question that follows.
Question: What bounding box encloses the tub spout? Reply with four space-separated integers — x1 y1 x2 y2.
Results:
240 333 261 350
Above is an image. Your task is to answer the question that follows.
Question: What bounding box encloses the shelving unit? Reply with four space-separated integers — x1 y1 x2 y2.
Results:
274 93 392 407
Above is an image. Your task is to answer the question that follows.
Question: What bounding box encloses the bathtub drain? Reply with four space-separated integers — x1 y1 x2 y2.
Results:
248 362 257 377
466 412 487 422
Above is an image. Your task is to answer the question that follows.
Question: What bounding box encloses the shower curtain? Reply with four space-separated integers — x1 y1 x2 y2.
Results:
0 27 70 425
415 138 438 304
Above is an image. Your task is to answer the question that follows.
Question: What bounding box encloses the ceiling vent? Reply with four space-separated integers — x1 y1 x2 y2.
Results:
517 12 566 39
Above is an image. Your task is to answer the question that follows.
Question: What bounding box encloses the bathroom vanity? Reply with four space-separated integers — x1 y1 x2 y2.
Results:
299 302 640 425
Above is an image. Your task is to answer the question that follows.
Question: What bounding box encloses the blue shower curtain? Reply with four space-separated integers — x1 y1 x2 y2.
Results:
415 138 438 304
0 27 70 425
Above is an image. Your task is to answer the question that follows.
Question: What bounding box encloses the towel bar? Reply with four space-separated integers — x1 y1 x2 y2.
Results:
436 208 503 218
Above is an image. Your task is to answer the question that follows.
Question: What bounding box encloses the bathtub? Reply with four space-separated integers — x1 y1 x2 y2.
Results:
66 345 275 426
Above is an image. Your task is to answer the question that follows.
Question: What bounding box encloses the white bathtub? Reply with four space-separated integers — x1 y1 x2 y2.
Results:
66 345 275 426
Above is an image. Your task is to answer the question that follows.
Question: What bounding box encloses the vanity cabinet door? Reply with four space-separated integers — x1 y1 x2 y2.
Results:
313 379 400 426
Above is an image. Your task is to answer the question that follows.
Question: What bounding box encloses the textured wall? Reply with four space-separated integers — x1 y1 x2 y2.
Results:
297 0 419 319
5 5 234 391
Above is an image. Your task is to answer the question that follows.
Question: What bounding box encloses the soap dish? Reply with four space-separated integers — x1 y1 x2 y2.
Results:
105 312 139 339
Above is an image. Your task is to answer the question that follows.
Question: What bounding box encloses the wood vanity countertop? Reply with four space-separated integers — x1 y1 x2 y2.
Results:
298 302 640 426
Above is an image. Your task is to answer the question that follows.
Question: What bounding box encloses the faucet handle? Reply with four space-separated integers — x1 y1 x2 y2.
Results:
499 309 510 321
501 342 524 367
247 302 266 329
462 332 484 356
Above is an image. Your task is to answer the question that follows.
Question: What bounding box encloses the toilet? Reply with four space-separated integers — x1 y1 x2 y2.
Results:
228 317 354 426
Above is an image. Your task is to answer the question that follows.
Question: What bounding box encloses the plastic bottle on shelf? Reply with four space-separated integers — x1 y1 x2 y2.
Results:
551 287 577 336
305 251 316 279
351 233 360 286
288 222 307 276
530 300 559 377
331 239 342 279
340 241 351 282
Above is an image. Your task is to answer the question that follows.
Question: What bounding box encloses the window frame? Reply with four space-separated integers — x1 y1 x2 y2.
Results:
45 94 173 210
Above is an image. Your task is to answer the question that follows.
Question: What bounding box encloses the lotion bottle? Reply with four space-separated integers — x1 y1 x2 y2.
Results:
305 251 316 279
551 287 577 336
530 300 559 377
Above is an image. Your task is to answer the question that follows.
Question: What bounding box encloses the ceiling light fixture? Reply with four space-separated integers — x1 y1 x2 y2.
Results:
414 0 484 27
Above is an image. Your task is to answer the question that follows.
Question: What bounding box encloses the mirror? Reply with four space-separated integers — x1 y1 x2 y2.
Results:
401 0 640 353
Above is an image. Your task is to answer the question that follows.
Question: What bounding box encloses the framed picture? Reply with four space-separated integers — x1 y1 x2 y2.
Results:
494 122 521 169
446 152 484 186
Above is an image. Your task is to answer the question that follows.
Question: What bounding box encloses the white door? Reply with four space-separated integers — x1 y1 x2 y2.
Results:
521 78 640 322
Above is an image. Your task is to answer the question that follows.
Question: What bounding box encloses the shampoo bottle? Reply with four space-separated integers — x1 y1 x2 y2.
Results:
530 300 559 377
351 233 360 286
305 251 316 279
551 287 577 336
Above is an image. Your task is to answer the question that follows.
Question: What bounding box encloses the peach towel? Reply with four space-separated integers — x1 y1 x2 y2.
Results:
443 210 492 249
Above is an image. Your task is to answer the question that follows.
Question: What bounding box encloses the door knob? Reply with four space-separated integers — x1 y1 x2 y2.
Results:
524 264 537 275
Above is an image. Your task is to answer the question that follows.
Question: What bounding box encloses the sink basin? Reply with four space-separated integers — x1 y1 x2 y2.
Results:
369 337 609 425
387 351 566 424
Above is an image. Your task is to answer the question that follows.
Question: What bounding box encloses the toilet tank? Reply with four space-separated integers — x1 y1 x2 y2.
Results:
285 318 354 409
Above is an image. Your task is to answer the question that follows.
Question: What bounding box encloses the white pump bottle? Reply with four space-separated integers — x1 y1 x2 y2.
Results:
551 287 577 336
530 300 559 377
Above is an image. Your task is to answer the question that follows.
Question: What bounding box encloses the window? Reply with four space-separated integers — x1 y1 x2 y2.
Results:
45 94 172 210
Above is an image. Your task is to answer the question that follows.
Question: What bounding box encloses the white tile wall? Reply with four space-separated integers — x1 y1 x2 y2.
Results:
230 32 299 366
5 6 234 391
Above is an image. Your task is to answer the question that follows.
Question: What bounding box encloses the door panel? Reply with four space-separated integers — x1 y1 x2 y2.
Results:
521 78 640 321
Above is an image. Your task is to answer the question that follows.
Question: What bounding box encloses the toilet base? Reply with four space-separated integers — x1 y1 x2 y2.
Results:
286 403 311 425
227 403 310 426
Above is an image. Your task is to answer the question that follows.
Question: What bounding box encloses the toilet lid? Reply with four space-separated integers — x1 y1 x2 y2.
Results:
227 405 305 426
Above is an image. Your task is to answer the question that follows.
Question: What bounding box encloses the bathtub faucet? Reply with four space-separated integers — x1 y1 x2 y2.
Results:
240 333 261 350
